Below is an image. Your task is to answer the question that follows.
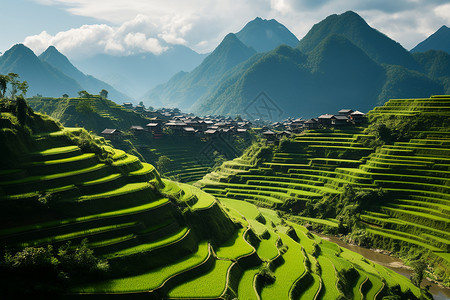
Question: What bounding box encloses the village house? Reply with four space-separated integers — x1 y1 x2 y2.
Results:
350 110 366 123
101 128 122 140
331 115 349 126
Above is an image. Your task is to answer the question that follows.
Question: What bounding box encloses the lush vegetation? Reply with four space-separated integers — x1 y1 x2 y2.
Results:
197 95 450 289
0 98 425 299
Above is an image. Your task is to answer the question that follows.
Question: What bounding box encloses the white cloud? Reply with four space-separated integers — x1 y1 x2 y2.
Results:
26 0 450 58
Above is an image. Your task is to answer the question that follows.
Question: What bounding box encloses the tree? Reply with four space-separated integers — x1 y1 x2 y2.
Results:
410 258 427 287
78 90 92 98
156 155 172 174
16 96 28 126
2 73 28 99
99 89 108 99
76 100 94 114
62 94 69 98
0 75 8 98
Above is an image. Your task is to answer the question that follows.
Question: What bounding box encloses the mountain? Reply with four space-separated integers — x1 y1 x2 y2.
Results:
411 25 450 54
72 45 207 99
194 35 388 118
39 46 131 101
235 17 299 52
143 33 256 110
191 11 447 119
0 44 82 97
298 11 421 71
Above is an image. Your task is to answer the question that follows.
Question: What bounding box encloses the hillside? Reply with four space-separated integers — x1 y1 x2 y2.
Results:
411 25 450 54
143 33 256 110
192 12 448 119
235 17 299 52
0 98 423 298
39 46 131 102
196 95 450 287
27 95 150 133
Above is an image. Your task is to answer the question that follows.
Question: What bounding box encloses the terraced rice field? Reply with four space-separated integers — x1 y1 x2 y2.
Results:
197 95 450 286
0 99 437 298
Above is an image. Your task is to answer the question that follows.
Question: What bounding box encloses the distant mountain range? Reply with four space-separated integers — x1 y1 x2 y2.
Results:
1 13 448 118
143 17 298 110
72 45 207 99
0 44 131 101
411 25 450 54
146 11 449 120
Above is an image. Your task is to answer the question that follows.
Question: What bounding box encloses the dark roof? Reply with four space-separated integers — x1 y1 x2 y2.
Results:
318 114 334 119
333 115 349 120
101 128 120 134
304 119 317 124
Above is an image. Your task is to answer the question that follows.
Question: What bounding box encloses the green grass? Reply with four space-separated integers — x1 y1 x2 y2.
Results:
299 273 321 300
292 216 339 228
237 266 260 300
256 230 279 261
74 241 210 293
219 198 262 220
104 227 189 259
316 256 340 299
0 198 169 237
215 227 254 260
167 259 232 298
20 222 137 247
78 182 150 201
260 232 305 299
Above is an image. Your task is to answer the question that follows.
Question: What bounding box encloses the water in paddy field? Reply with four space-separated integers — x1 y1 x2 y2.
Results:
318 234 450 300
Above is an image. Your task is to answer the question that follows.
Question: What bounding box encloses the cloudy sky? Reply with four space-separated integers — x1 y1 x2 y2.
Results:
2 0 449 59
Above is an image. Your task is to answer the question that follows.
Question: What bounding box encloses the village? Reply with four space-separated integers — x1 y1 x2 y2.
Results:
100 102 366 142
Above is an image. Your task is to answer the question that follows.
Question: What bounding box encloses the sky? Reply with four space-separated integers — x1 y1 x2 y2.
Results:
2 0 449 60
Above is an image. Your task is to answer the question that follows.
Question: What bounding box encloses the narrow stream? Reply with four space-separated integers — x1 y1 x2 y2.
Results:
318 234 450 300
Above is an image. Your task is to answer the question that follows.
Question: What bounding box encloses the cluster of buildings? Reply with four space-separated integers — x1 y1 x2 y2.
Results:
101 103 253 140
271 109 366 134
101 103 365 142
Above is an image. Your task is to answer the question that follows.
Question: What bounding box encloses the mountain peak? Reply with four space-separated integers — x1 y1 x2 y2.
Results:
411 25 450 54
3 44 36 58
236 17 299 52
298 11 420 70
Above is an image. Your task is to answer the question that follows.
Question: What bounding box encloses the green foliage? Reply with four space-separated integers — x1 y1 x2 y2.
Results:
64 128 113 164
156 155 172 175
75 99 95 114
365 112 450 146
78 90 92 98
99 89 108 99
0 240 108 297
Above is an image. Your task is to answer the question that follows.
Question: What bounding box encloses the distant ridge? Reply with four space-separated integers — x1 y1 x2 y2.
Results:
143 33 256 110
39 46 132 101
0 44 82 97
192 11 448 119
411 25 450 54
